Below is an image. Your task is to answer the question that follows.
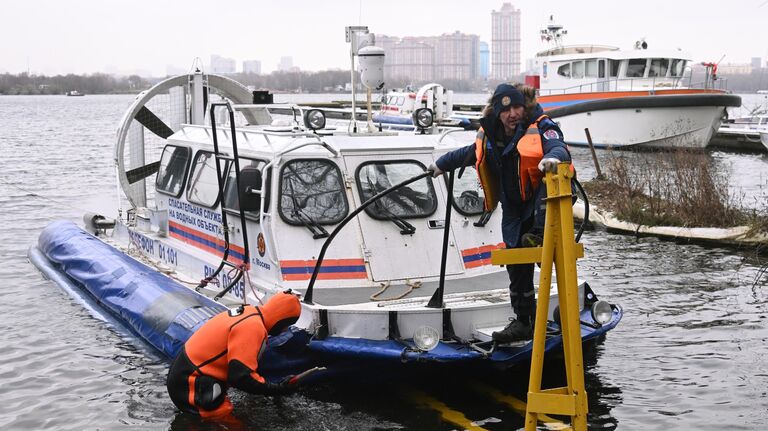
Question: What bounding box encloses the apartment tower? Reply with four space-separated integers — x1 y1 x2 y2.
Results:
491 3 522 80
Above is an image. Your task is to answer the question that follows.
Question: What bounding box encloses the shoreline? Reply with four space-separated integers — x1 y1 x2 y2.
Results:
574 202 768 251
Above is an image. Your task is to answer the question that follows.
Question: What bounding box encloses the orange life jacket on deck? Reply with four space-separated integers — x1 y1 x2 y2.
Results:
475 115 574 208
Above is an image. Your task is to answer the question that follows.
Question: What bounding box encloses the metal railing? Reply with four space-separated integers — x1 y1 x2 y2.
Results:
537 75 729 96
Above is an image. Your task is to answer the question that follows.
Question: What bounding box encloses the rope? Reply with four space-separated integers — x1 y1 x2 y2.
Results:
370 279 422 302
125 233 199 287
241 264 265 306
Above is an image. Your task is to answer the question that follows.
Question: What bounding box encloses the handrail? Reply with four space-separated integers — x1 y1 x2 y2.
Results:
200 101 251 301
438 128 468 144
537 75 727 96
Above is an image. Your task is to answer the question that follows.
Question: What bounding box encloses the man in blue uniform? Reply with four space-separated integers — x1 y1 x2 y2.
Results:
429 83 571 343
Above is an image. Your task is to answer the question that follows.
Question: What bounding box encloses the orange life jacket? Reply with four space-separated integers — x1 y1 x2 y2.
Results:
475 115 573 207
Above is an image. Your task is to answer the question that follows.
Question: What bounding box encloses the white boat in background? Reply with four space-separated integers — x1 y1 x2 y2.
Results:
711 113 768 152
29 26 622 380
529 17 740 149
375 83 478 130
711 93 768 151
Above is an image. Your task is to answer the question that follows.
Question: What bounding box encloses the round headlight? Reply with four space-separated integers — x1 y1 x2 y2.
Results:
412 108 434 129
412 325 440 351
303 109 326 130
591 300 613 325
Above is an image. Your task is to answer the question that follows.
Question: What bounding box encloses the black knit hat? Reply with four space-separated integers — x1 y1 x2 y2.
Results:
491 83 525 117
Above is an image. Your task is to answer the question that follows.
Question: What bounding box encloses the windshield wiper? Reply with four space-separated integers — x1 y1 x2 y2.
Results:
292 207 330 239
383 209 416 235
368 176 416 235
287 178 329 239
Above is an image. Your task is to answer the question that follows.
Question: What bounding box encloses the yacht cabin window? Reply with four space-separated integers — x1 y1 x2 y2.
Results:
557 63 571 78
670 59 686 77
223 158 270 220
279 159 348 226
626 59 647 78
449 166 485 216
155 145 191 197
585 59 598 78
355 161 437 220
598 60 606 78
187 151 225 208
609 60 620 77
571 61 585 79
649 59 670 77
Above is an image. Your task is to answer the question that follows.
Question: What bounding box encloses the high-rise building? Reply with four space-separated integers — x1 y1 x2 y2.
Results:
751 57 763 71
376 32 481 82
278 56 294 72
210 55 236 74
434 32 480 81
491 2 522 80
243 60 262 74
479 41 490 79
386 37 435 82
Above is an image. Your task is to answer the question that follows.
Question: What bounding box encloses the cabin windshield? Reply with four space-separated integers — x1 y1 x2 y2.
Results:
223 158 270 219
187 151 225 207
355 161 437 220
156 145 191 197
279 159 348 225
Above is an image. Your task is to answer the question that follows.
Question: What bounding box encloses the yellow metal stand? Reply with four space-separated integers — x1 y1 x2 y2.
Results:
490 163 588 430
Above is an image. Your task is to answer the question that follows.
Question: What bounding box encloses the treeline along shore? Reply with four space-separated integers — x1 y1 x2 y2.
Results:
0 69 491 95
2 68 767 95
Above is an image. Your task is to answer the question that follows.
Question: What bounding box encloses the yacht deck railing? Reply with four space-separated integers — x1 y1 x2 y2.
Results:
538 76 729 96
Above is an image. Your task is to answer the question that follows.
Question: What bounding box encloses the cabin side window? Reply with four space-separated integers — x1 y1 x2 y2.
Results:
626 59 647 78
649 59 669 77
279 159 348 226
557 63 571 78
155 145 191 197
355 161 437 220
223 158 270 220
449 166 485 216
187 151 225 208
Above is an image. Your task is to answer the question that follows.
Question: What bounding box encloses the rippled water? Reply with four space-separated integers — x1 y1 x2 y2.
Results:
0 95 766 430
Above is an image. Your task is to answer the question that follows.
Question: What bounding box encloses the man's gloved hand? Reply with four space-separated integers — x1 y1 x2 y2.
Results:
538 158 560 173
263 375 297 396
427 163 444 178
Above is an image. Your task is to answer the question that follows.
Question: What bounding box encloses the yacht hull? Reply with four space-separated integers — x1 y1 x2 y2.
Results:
541 92 740 149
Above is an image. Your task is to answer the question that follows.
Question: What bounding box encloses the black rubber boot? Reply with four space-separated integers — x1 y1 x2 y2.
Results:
492 317 533 343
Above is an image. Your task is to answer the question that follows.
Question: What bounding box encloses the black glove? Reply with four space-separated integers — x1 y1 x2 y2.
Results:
263 375 296 395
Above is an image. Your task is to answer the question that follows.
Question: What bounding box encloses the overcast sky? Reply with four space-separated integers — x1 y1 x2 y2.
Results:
2 0 767 76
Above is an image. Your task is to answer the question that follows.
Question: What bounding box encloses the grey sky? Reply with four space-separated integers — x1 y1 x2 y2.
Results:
3 0 767 76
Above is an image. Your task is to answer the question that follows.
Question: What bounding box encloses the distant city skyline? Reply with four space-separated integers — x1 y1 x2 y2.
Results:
2 0 767 77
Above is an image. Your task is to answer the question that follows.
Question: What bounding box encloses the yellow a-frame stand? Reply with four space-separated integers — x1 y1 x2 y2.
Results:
490 163 588 430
